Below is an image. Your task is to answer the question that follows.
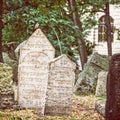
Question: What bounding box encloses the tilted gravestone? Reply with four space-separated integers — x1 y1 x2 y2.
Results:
106 53 120 119
18 29 55 115
74 52 109 95
45 54 76 115
95 71 108 97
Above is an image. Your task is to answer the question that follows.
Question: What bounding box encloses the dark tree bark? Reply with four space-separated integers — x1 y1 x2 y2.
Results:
105 1 112 59
68 0 87 69
0 0 3 62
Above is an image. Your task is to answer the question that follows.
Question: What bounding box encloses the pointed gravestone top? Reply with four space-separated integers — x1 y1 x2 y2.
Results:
30 28 45 38
19 29 55 63
18 28 55 115
50 54 76 70
27 29 55 51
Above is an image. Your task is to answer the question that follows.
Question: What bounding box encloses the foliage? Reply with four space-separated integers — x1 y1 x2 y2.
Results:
2 0 120 62
96 96 106 101
2 0 81 62
85 40 95 56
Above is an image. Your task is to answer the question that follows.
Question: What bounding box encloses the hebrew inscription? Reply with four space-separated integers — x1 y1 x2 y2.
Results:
45 54 76 115
18 29 55 115
18 29 76 116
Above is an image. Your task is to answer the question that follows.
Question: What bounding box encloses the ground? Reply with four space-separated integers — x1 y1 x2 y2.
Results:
0 95 105 120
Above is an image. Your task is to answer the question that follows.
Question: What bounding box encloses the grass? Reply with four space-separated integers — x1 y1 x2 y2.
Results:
96 96 106 102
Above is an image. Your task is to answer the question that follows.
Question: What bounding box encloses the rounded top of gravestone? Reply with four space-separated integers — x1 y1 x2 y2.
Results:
49 54 76 70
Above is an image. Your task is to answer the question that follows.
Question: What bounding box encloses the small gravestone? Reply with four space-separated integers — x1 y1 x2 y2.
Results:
95 71 108 97
45 54 76 115
106 53 120 119
18 29 55 115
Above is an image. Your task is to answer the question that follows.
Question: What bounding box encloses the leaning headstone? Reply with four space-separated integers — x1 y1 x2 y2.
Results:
45 54 76 115
74 52 109 95
0 63 14 109
95 71 108 97
18 29 55 115
106 53 120 119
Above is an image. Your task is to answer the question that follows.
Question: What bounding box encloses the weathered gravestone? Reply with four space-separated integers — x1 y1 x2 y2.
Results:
106 53 120 120
74 52 109 95
18 29 55 115
45 54 76 115
95 71 108 97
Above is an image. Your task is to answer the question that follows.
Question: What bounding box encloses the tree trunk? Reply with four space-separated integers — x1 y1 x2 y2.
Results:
0 0 3 62
105 1 112 59
68 0 87 69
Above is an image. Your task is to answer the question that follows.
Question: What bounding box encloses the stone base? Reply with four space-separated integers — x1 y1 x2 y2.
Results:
45 106 72 115
95 101 105 117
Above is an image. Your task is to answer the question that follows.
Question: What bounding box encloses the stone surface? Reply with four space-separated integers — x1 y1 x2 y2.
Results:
18 29 55 115
3 42 18 61
3 52 17 67
0 63 14 109
18 28 76 116
106 53 120 119
74 52 109 95
95 101 105 117
15 40 27 60
3 52 18 82
95 71 108 97
45 54 76 115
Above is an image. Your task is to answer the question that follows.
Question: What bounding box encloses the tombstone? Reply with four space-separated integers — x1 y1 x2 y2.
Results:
18 29 55 115
95 71 108 97
106 53 120 120
45 54 76 115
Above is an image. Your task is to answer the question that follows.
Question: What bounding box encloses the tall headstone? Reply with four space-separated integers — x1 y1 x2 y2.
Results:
18 29 55 115
106 53 120 119
45 54 76 115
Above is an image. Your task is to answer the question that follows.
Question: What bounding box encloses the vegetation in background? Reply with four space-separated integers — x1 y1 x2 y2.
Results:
1 0 100 64
0 0 120 63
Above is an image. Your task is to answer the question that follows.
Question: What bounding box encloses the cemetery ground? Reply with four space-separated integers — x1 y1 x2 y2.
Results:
0 29 106 119
0 94 104 120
